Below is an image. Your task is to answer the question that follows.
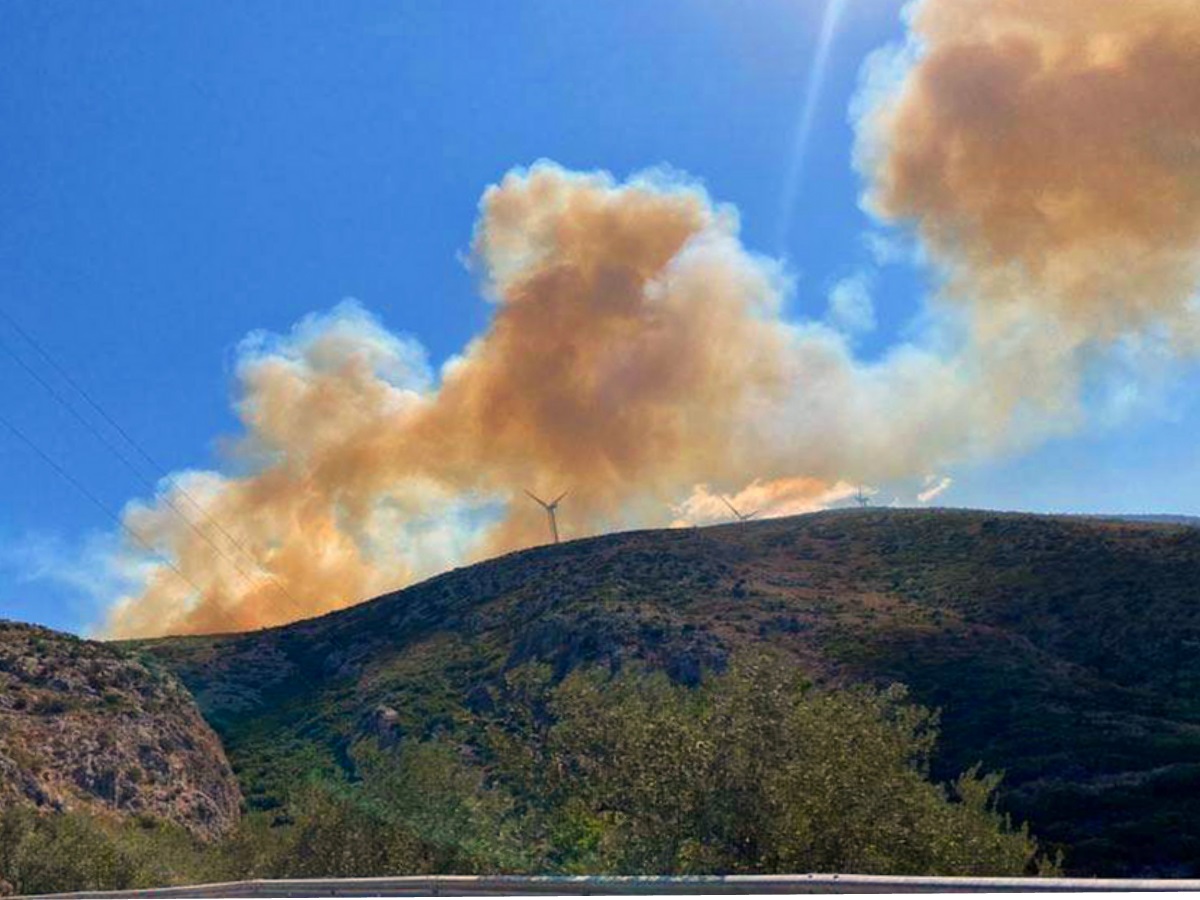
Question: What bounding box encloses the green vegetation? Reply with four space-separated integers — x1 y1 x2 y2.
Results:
474 659 1051 876
0 659 1052 895
132 510 1200 876
0 807 213 896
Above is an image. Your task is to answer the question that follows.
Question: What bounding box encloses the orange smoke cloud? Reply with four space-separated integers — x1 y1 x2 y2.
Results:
105 165 990 637
104 0 1200 639
856 0 1200 345
671 478 860 527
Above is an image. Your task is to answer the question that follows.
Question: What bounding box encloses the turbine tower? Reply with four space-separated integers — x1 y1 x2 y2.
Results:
720 495 760 523
525 489 567 544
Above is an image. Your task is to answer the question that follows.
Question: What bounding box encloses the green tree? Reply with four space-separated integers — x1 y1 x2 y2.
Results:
0 805 213 895
0 656 1058 892
484 657 1054 875
231 782 434 879
355 740 528 873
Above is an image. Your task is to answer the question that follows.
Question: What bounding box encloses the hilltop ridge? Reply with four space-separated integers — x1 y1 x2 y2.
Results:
129 508 1200 876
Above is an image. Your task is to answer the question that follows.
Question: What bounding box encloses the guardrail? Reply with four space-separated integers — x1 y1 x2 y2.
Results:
25 874 1200 897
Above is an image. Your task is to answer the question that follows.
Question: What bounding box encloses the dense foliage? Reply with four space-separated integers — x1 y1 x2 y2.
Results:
134 511 1200 876
472 659 1050 875
0 806 213 896
0 659 1053 895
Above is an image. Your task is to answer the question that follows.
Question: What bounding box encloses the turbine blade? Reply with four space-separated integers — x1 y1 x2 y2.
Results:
552 490 569 506
744 510 761 521
720 496 741 518
524 488 548 508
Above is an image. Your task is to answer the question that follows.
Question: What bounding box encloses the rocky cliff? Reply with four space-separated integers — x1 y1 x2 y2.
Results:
0 621 240 838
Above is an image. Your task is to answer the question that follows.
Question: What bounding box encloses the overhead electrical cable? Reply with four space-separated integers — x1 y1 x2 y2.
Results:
0 310 313 619
0 307 271 569
0 409 206 600
2 409 328 704
0 330 269 588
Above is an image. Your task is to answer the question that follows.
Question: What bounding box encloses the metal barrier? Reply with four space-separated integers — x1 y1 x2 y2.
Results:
24 874 1200 897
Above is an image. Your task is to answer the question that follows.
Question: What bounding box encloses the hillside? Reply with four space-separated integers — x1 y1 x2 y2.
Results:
130 509 1200 877
0 621 241 838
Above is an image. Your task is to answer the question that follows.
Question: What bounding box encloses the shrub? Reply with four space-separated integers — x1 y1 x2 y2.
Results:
482 657 1055 876
0 806 215 895
0 656 1056 892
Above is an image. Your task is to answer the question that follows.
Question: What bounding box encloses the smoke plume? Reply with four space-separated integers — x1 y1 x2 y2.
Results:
856 0 1200 345
103 0 1200 636
103 166 975 636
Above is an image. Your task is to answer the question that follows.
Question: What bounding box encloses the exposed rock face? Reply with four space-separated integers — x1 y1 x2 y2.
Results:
0 621 240 838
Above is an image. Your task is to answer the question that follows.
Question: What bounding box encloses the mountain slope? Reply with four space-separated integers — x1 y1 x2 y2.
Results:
0 621 241 838
131 509 1200 876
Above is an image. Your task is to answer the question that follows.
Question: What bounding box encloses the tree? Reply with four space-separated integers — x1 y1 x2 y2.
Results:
482 656 1054 875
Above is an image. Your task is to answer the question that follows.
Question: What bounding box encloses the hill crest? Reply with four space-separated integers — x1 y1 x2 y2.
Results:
130 508 1200 876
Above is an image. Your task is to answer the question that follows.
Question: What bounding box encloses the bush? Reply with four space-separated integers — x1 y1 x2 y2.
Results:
0 656 1057 892
0 806 221 896
481 657 1056 875
237 784 433 878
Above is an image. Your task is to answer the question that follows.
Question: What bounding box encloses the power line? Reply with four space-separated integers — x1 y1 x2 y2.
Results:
0 330 269 589
0 307 269 568
0 309 164 477
0 409 206 600
0 311 313 619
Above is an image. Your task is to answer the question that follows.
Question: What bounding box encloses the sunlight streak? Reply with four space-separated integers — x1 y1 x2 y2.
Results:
777 0 851 250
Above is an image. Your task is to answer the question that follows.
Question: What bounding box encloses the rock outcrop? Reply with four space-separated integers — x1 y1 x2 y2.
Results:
0 621 240 838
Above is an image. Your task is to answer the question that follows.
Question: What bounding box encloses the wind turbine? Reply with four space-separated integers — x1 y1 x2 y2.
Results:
525 489 568 544
720 495 760 524
855 485 871 508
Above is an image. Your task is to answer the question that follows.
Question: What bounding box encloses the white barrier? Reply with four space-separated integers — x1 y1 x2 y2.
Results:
23 873 1200 898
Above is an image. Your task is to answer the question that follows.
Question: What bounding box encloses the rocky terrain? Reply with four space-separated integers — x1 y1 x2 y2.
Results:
0 621 240 838
131 508 1200 876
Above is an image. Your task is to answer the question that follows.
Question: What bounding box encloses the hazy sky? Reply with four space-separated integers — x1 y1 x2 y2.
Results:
3 0 1198 634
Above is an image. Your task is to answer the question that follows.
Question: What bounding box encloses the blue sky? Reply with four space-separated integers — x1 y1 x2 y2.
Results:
2 0 1198 634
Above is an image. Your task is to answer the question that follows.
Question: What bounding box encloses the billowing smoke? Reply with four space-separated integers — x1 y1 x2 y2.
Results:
104 166 978 636
672 479 860 527
103 0 1200 637
856 0 1200 346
